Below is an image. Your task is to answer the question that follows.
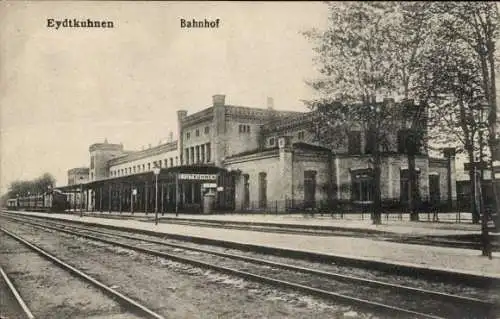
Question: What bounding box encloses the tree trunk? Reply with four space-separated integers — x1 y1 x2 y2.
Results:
487 37 499 228
408 152 419 221
466 146 479 223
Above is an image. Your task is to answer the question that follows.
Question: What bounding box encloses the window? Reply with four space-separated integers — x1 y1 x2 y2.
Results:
147 163 151 171
239 124 251 133
90 156 95 169
304 170 317 208
351 169 374 202
348 131 361 154
400 169 421 203
259 172 267 208
204 126 210 134
185 148 189 165
269 138 275 146
190 147 195 164
133 166 136 173
206 143 211 162
243 174 250 209
196 129 200 137
200 144 205 163
170 158 174 167
175 156 178 165
142 164 145 171
298 131 305 140
429 174 441 203
364 129 376 154
196 145 200 163
398 129 421 155
186 132 191 140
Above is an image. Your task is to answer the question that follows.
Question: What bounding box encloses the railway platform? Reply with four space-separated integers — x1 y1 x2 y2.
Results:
66 210 485 236
6 210 500 279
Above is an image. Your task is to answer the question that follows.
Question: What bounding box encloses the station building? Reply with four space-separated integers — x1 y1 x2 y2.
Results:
61 94 457 214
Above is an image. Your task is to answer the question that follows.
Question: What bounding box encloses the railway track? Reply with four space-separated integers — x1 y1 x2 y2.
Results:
0 265 34 319
0 225 164 319
3 214 498 319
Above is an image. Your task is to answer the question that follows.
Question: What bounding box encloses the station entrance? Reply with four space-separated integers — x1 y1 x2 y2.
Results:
63 165 236 214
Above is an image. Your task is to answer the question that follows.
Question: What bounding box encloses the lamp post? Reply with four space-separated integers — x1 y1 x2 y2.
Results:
369 103 382 225
79 176 85 217
153 166 161 225
47 185 52 212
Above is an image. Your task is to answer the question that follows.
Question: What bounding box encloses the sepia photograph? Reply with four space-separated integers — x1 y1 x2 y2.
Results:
0 1 499 318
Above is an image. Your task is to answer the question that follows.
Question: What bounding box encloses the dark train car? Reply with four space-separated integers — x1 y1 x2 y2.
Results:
6 198 18 210
11 190 68 213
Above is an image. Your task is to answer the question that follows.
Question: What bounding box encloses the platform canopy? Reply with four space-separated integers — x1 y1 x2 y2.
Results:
56 164 229 192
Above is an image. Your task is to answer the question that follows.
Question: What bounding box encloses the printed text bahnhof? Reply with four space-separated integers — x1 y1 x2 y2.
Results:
47 19 114 29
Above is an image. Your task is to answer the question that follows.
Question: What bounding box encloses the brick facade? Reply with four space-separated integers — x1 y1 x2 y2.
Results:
78 94 456 212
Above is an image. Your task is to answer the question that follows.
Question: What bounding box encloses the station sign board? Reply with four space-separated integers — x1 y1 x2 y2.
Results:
464 162 489 171
202 183 217 188
178 173 217 181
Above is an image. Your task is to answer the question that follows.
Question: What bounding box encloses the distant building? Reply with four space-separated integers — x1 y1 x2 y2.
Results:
67 167 89 185
61 94 456 213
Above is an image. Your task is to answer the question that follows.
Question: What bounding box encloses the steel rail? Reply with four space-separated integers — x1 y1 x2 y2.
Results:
8 214 495 311
0 226 165 319
0 265 35 319
3 216 465 319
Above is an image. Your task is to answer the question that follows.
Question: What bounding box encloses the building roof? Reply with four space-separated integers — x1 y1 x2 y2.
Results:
67 167 89 174
261 111 315 133
108 141 178 166
181 104 304 127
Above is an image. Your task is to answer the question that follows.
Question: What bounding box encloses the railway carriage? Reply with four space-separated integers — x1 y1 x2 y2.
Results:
6 198 18 210
7 190 68 212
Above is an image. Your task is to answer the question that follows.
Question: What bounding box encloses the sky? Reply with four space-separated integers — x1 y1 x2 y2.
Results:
0 1 330 193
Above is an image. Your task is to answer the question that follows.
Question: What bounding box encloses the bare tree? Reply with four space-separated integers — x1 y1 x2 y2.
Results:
303 2 433 223
7 173 57 199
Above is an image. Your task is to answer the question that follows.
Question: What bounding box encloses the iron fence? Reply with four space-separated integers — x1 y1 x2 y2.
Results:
235 198 483 223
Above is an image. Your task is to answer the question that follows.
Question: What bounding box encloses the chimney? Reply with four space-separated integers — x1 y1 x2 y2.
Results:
168 131 173 142
267 97 274 110
212 94 226 107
